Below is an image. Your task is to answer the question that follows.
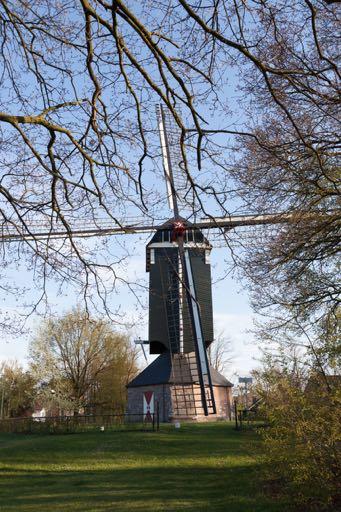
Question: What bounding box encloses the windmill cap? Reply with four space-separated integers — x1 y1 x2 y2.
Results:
146 216 211 248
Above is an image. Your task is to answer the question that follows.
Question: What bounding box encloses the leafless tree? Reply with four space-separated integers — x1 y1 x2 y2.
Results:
0 1 339 335
208 331 234 375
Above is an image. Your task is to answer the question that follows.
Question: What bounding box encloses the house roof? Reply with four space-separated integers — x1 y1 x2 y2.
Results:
127 352 233 388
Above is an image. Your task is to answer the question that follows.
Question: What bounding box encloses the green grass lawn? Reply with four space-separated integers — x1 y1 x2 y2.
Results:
0 422 289 512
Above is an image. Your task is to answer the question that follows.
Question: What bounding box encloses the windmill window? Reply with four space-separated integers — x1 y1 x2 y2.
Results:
205 250 210 264
150 249 155 264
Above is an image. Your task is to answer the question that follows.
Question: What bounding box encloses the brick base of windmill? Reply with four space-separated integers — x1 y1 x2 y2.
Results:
126 352 233 422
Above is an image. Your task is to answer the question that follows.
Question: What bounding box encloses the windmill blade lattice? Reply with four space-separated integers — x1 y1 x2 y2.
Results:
156 105 194 217
0 212 299 242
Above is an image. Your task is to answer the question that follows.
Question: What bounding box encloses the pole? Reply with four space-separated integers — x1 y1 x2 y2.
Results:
234 399 239 430
0 385 4 420
156 401 160 431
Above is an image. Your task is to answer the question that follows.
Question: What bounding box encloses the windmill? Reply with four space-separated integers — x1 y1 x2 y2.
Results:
142 105 217 417
0 105 316 420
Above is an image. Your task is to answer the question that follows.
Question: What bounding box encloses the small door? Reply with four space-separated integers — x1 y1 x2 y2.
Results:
143 391 154 422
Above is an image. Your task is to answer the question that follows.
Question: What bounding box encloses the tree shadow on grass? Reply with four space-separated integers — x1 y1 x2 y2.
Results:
0 424 261 465
0 464 290 512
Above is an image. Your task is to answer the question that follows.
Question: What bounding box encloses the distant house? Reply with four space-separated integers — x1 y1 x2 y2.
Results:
31 407 47 421
305 373 341 394
31 398 61 419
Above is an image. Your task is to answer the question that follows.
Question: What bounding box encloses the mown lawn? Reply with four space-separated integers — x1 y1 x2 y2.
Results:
0 422 289 512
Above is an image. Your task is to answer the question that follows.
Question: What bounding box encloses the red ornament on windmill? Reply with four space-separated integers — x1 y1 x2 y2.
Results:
171 220 186 241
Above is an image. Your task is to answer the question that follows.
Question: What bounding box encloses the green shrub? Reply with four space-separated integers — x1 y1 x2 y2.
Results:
258 374 340 510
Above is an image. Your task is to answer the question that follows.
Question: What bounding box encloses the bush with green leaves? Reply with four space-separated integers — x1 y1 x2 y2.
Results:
256 367 340 511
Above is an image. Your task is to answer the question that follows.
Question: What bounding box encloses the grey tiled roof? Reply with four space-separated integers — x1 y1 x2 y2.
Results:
127 352 233 388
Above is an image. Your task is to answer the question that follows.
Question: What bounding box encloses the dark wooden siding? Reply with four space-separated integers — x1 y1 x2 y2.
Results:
148 245 213 355
182 249 214 352
190 249 214 347
149 248 179 354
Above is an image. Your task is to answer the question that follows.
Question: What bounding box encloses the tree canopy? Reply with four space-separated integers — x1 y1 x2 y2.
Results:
0 361 36 418
29 309 139 414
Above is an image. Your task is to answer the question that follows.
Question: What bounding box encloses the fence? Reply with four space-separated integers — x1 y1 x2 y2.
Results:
0 412 159 435
233 399 268 430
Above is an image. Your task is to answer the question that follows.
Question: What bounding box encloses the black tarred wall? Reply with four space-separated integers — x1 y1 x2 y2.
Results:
148 247 214 354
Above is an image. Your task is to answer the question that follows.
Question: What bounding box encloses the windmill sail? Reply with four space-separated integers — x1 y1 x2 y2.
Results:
157 105 176 212
0 212 302 242
156 105 193 216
